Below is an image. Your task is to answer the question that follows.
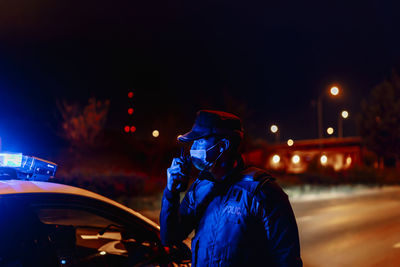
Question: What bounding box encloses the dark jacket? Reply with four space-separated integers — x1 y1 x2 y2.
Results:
160 166 302 267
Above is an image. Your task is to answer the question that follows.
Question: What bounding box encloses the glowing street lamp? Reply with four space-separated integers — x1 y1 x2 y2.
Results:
338 110 349 138
287 139 294 146
152 130 159 138
270 125 278 133
317 85 341 139
269 124 279 143
327 127 334 135
330 86 340 96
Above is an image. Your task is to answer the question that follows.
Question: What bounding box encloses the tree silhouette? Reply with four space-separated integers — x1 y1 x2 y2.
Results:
358 71 400 167
58 98 110 148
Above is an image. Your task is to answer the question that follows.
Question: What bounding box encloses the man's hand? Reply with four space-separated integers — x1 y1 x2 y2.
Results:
167 157 190 193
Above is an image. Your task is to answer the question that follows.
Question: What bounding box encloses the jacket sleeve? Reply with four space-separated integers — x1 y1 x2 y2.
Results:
257 181 303 267
160 184 197 246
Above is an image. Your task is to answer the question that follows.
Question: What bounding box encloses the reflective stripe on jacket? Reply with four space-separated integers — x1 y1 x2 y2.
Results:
160 166 302 267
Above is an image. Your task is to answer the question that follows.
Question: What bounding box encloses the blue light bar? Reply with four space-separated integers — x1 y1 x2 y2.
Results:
0 153 57 181
0 153 22 167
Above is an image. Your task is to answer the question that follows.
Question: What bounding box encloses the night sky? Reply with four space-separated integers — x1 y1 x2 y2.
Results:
1 0 400 157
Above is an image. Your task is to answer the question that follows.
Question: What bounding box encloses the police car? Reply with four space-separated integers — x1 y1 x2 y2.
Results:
0 153 191 267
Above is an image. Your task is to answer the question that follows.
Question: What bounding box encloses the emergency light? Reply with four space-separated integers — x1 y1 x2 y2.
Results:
0 153 57 181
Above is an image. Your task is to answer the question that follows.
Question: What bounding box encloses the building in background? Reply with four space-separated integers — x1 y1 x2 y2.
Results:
245 137 364 174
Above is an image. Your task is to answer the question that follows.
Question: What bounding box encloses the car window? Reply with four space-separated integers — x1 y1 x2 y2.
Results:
36 207 117 228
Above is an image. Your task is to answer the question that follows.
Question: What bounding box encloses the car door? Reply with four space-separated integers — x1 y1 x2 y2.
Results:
0 192 189 267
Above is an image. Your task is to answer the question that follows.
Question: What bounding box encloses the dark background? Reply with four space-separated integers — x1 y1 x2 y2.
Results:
1 0 400 158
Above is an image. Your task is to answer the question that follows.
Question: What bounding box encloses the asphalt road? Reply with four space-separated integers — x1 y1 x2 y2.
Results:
292 187 400 267
140 186 400 266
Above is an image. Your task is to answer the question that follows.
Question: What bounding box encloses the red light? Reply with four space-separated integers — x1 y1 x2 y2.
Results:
130 126 136 132
128 92 134 98
124 126 130 133
128 108 134 115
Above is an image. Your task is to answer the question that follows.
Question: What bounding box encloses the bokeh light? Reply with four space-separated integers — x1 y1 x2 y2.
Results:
320 155 328 165
330 86 339 96
272 154 280 164
292 155 300 164
287 139 294 146
152 130 159 137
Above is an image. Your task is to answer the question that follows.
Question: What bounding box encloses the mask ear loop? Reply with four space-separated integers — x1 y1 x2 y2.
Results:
206 141 225 171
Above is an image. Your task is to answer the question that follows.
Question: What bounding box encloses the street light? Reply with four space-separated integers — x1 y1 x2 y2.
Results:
317 85 341 139
287 139 294 146
327 127 334 135
338 110 349 138
152 130 159 138
330 86 340 96
269 124 279 143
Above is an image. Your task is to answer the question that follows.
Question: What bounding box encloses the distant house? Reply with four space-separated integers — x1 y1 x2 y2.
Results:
244 137 365 173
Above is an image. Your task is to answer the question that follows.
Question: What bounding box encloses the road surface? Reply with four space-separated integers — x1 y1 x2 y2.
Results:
292 186 400 267
139 186 400 266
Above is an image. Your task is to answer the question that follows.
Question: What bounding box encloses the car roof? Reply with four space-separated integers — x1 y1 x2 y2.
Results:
0 180 159 230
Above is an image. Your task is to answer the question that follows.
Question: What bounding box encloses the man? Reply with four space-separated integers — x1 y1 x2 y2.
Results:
160 110 302 266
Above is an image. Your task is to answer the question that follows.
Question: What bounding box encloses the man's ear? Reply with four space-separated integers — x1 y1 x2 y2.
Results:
220 138 230 152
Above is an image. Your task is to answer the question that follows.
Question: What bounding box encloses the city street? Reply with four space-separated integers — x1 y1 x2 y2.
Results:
293 187 400 267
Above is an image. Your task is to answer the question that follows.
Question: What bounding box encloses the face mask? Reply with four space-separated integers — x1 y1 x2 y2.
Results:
190 142 223 171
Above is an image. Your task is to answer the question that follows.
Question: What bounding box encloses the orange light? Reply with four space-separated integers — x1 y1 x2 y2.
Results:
128 92 134 98
287 139 294 146
130 126 136 132
124 126 130 133
320 155 328 165
128 108 134 115
152 130 159 137
330 86 339 96
292 155 300 164
272 155 280 164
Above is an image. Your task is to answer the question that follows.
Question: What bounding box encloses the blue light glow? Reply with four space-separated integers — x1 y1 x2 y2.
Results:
0 153 22 167
61 259 67 265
